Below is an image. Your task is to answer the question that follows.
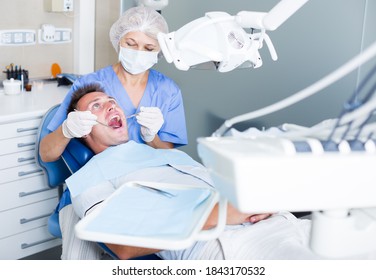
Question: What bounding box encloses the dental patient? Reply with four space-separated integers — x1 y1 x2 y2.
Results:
63 83 318 260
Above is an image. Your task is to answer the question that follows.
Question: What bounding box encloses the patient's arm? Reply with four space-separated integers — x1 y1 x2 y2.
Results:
203 203 272 230
40 125 70 162
106 243 160 260
104 203 272 260
97 204 272 260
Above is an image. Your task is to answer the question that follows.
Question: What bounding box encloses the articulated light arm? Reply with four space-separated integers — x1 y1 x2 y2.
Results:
137 0 169 11
236 0 308 30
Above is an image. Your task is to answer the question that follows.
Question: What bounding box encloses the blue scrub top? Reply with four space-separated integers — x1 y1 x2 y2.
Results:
47 66 188 146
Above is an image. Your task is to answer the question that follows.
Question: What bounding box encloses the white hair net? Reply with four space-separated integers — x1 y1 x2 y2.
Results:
109 6 169 53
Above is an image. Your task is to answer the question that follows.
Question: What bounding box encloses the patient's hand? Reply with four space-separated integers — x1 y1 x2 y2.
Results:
204 203 272 229
248 213 273 223
226 204 272 225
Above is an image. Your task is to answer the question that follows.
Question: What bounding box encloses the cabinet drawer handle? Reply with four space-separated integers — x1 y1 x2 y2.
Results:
17 127 39 133
21 237 57 249
20 212 52 224
17 142 36 148
18 156 36 162
19 187 51 197
18 169 43 177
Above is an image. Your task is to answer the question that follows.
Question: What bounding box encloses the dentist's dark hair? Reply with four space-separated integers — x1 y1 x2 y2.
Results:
67 83 106 114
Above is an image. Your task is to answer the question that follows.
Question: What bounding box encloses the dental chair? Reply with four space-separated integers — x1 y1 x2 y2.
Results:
36 104 160 260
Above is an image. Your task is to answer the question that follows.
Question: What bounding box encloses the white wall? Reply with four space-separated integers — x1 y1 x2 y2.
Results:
0 0 74 80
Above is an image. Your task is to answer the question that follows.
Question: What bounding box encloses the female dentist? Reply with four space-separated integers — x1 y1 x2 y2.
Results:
40 6 187 162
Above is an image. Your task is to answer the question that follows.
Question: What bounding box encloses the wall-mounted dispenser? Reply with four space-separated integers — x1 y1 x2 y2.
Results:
44 0 73 12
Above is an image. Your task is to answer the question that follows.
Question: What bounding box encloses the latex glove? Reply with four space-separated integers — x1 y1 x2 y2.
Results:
136 107 164 142
62 110 98 139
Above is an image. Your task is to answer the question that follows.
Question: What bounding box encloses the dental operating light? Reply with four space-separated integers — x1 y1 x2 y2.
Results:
157 0 308 72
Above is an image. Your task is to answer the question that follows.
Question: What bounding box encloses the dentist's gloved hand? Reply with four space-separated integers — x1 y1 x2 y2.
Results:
62 110 98 139
136 107 164 142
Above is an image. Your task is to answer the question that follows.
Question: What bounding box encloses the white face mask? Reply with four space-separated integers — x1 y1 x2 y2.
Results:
119 47 159 75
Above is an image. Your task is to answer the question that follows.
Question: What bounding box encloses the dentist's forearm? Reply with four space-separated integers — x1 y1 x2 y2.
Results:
39 126 71 162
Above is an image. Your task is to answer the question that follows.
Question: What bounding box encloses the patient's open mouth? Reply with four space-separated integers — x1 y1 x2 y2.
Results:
107 115 122 128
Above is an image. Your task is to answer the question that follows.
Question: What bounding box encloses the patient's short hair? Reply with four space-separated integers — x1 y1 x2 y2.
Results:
67 83 106 114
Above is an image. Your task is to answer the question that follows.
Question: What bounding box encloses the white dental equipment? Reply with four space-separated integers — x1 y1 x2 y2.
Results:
158 0 308 72
157 0 376 258
197 42 376 258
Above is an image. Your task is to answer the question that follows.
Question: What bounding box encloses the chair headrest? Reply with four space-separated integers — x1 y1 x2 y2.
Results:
35 104 71 188
62 139 95 174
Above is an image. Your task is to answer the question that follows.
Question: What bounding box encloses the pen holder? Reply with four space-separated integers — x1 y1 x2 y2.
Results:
3 68 29 87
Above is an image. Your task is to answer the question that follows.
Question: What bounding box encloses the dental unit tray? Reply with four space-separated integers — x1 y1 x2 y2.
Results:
197 135 376 258
75 181 226 250
198 135 376 213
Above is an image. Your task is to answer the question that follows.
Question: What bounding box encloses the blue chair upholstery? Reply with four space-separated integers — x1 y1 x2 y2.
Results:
35 105 72 188
62 138 95 174
35 105 72 238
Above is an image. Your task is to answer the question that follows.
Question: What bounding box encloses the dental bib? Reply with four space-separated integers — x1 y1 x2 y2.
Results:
66 141 202 197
